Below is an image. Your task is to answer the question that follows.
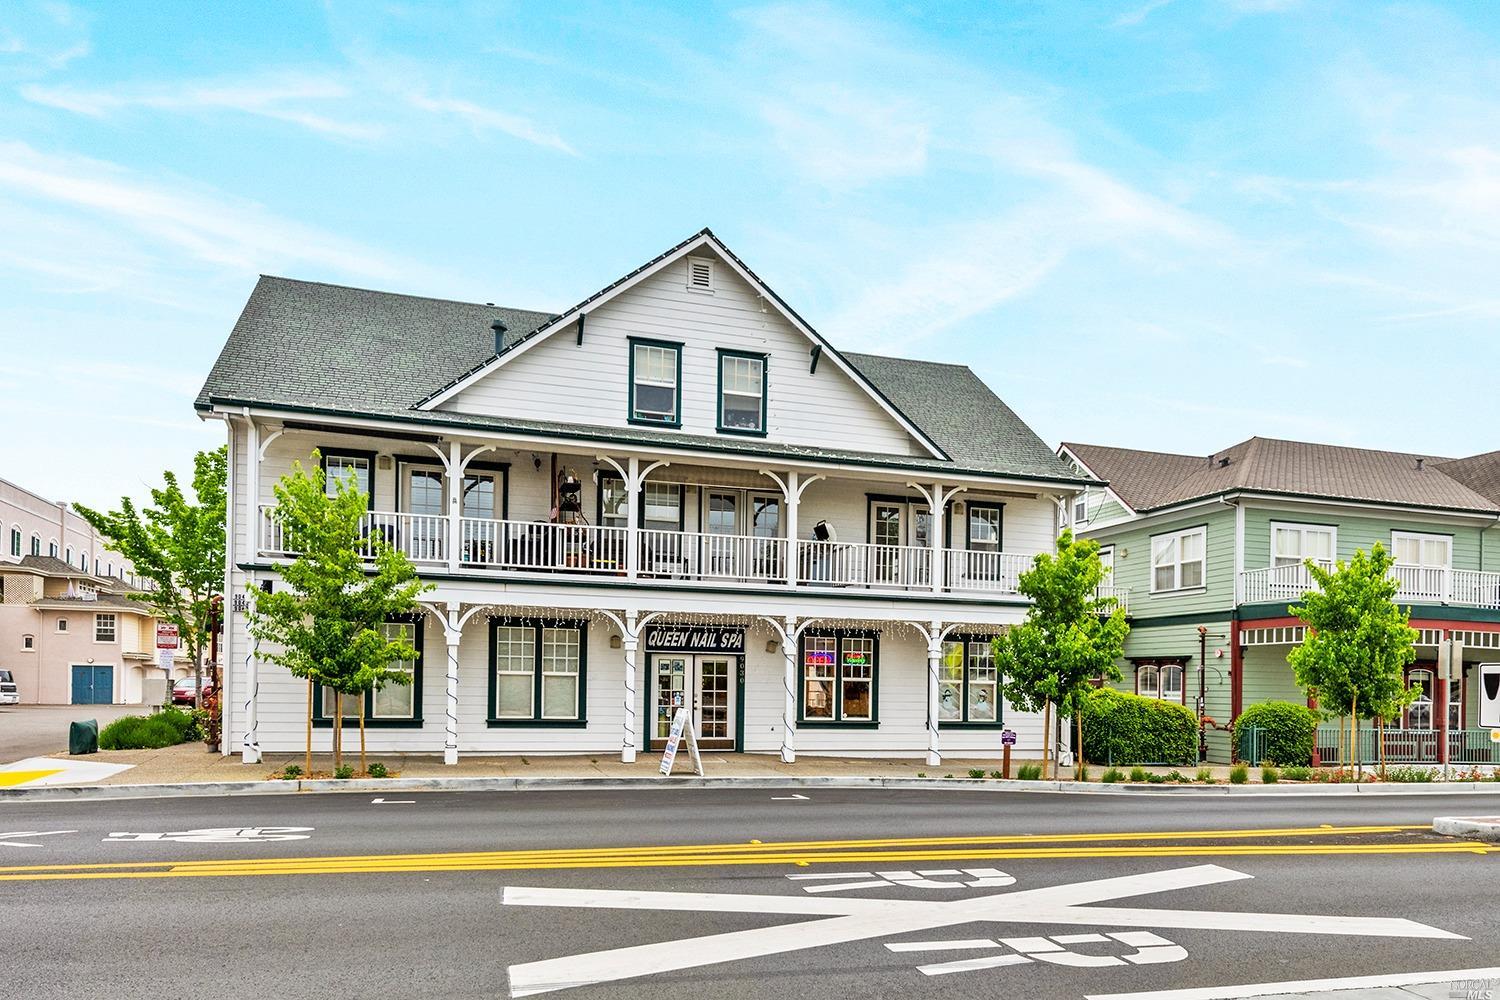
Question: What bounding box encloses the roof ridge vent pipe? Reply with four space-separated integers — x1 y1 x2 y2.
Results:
491 318 508 355
1416 457 1425 472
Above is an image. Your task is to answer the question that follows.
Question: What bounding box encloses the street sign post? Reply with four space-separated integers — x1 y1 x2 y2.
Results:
155 623 179 649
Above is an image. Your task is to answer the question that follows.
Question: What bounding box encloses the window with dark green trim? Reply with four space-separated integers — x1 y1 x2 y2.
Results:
717 349 767 436
628 338 682 427
313 615 424 728
938 636 1002 727
488 618 588 726
320 448 377 509
799 632 878 726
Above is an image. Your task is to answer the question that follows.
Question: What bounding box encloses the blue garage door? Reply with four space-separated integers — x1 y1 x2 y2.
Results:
70 665 113 705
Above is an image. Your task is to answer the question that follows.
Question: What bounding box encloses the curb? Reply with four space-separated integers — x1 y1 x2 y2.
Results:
4 774 1500 802
1432 815 1500 842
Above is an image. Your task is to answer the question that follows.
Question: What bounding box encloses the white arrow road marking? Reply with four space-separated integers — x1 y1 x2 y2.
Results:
371 798 415 804
0 830 75 848
886 939 999 952
502 864 1465 996
919 953 1031 976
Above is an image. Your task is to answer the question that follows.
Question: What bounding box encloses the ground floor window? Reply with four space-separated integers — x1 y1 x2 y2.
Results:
313 615 425 728
1134 658 1186 703
799 632 878 725
489 619 587 726
939 637 1001 725
1388 666 1462 730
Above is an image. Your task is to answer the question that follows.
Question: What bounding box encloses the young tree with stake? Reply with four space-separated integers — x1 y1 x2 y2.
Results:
994 530 1129 780
1289 544 1418 777
246 454 429 773
76 447 227 713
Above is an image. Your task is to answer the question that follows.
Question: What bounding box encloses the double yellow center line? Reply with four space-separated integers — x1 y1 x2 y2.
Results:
0 824 1486 882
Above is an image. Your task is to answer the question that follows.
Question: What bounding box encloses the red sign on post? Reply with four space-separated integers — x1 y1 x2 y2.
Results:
155 623 180 650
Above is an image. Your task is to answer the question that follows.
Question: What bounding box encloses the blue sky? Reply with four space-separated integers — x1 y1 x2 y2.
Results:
2 1 1498 509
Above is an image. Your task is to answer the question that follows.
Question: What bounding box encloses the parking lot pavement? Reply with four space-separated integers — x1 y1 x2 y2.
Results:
0 703 141 764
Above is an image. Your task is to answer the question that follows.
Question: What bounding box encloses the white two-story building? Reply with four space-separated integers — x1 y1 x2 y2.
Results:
198 230 1099 765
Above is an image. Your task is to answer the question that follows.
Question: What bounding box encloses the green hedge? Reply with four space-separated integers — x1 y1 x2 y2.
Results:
99 708 196 750
1080 687 1197 766
1232 701 1317 766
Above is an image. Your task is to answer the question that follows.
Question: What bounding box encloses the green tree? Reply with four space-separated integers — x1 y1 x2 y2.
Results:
76 447 227 711
246 453 429 773
994 529 1130 779
1288 544 1418 776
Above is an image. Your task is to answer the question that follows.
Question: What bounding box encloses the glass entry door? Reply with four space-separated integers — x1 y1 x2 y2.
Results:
651 654 737 751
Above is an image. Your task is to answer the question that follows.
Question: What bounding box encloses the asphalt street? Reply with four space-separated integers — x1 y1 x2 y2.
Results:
1 788 1496 1000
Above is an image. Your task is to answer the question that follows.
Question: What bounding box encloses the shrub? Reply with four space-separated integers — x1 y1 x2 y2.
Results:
367 762 389 778
1195 767 1213 783
1165 769 1186 783
1232 701 1317 767
1384 765 1438 783
1282 765 1312 781
99 714 186 750
1101 767 1125 783
1017 763 1043 781
988 770 1003 779
968 768 987 779
1080 688 1197 766
1129 765 1148 782
280 764 303 780
1146 773 1167 783
1229 764 1249 785
1262 765 1280 784
333 765 354 780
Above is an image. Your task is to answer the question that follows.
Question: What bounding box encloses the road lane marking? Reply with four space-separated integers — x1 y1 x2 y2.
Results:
771 793 809 800
371 798 414 804
0 840 1489 882
501 864 1465 996
0 830 75 848
1086 965 1500 999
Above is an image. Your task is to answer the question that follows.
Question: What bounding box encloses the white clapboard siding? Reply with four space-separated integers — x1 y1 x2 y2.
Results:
441 252 924 457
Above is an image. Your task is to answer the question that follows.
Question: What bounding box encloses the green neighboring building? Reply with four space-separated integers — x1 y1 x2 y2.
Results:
1059 438 1500 764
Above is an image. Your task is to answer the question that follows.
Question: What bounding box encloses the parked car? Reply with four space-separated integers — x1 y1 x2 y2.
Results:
0 669 18 705
171 676 212 705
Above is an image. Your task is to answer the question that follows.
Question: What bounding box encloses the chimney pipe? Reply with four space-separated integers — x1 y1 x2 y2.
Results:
1416 457 1424 472
491 318 508 355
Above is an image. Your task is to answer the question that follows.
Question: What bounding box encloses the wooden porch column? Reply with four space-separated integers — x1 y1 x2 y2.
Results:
442 603 464 766
446 440 462 574
925 620 942 767
622 610 639 763
784 471 799 587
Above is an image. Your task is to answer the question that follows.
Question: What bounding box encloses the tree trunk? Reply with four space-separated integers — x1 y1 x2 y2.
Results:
193 641 204 711
333 692 343 770
304 680 313 777
359 708 367 775
1351 691 1360 780
1041 700 1053 778
1379 717 1387 779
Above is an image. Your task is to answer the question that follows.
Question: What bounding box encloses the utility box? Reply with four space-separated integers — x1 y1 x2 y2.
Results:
69 718 99 755
142 676 168 708
1480 663 1500 729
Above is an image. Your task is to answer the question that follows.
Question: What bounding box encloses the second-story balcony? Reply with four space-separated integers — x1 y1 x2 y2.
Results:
254 505 1098 603
1240 562 1500 610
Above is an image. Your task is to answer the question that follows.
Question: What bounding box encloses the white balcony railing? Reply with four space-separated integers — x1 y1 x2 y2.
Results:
460 518 628 574
258 505 447 564
1095 583 1130 615
255 506 1061 598
1239 562 1500 610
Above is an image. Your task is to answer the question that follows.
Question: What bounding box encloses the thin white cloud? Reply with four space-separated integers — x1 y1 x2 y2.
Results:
0 141 434 288
1112 0 1177 29
403 93 577 155
21 74 383 140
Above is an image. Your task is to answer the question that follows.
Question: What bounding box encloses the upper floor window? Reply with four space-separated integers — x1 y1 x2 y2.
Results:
1073 491 1089 525
629 339 681 426
9 527 19 557
966 503 1003 553
717 350 767 435
22 634 34 650
47 540 58 558
1273 523 1335 567
94 613 117 643
29 533 40 556
1392 531 1450 569
323 451 373 502
65 547 73 565
1151 526 1205 592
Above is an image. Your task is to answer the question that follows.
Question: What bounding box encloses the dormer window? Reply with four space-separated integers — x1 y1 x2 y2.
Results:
629 338 682 426
686 257 714 292
717 350 767 435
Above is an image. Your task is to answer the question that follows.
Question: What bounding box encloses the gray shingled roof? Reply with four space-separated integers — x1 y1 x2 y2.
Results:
1436 450 1500 506
197 275 1090 485
1064 438 1500 514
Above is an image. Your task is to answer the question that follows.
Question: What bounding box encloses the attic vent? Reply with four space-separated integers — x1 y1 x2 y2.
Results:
686 257 714 292
1218 456 1231 468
